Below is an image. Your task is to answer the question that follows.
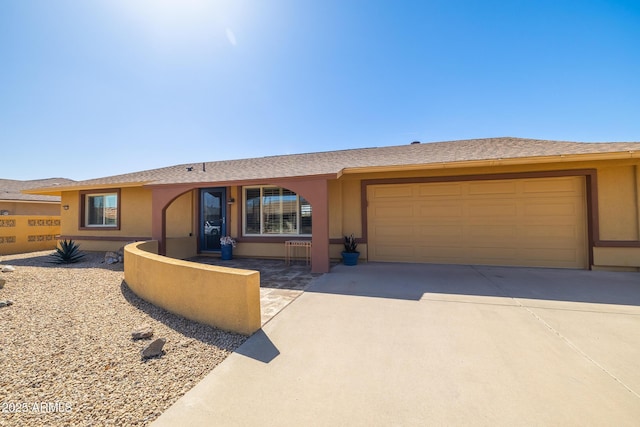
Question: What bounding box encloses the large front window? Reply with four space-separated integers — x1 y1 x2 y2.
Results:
244 186 312 236
83 192 119 227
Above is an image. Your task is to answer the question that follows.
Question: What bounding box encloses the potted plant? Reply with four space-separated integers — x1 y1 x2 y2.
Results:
341 234 360 266
220 236 236 260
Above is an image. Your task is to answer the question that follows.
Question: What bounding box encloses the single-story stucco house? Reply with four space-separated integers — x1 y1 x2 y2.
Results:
24 137 640 273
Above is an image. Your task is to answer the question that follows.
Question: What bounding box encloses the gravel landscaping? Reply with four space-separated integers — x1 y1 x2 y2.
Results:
0 250 247 426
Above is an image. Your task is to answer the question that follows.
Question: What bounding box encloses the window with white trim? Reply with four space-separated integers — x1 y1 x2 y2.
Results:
244 186 312 236
84 192 118 227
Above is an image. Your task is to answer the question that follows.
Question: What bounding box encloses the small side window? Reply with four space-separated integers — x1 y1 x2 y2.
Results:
80 190 120 229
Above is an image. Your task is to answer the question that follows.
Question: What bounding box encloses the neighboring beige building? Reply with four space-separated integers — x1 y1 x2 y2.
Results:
0 178 73 215
25 137 640 272
0 178 74 255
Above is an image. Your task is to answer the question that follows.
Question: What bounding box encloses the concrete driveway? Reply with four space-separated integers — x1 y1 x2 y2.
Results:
153 263 640 426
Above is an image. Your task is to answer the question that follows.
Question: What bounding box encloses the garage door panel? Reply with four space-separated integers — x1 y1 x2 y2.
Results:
417 225 464 239
468 181 517 195
518 248 580 263
371 204 414 218
416 238 466 248
524 201 581 216
522 177 579 194
371 185 413 199
521 225 583 239
415 246 473 259
469 246 519 261
519 216 582 227
469 225 517 239
372 245 415 260
371 225 413 238
417 183 462 197
367 177 587 268
468 201 518 216
418 203 463 218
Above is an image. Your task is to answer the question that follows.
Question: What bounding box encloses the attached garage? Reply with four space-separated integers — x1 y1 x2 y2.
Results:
367 176 588 269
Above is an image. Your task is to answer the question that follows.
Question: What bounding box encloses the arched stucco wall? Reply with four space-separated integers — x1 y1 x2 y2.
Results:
270 179 330 273
124 241 261 335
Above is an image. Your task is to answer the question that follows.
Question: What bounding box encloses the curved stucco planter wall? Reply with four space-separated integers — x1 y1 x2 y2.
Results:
124 241 261 336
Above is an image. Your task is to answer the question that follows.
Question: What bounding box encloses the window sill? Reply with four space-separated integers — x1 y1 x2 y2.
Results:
79 226 121 231
238 236 312 244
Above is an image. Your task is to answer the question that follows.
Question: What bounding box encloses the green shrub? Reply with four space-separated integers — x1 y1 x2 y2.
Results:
49 240 86 264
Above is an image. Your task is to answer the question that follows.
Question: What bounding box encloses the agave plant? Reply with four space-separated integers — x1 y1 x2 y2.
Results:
49 240 86 264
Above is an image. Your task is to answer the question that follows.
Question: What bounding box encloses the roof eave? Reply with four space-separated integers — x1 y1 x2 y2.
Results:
144 173 340 189
22 181 150 196
0 199 60 203
341 151 640 175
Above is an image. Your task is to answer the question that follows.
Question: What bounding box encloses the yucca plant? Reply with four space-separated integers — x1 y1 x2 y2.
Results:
49 239 86 264
343 234 359 253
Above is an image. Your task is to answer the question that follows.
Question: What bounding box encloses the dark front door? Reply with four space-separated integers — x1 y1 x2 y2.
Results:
200 188 226 252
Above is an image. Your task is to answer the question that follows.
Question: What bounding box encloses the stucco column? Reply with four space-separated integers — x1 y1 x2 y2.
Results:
309 181 330 273
274 178 330 273
151 185 194 256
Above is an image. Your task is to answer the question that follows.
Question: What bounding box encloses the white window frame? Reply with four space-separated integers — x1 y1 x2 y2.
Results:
243 186 311 236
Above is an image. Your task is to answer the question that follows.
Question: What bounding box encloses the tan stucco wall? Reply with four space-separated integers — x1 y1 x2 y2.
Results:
60 193 79 237
166 191 194 238
227 186 240 237
0 201 60 216
122 187 153 235
60 187 152 238
58 187 152 252
597 165 639 240
0 215 60 255
235 242 285 258
593 247 640 271
124 241 261 335
70 240 124 252
328 180 343 239
60 188 196 255
166 236 197 259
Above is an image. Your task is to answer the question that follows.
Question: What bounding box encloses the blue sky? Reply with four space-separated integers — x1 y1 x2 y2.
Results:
1 0 639 181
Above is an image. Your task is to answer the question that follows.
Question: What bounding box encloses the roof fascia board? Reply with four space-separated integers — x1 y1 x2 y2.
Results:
144 173 338 189
341 151 640 175
0 199 60 204
22 182 149 196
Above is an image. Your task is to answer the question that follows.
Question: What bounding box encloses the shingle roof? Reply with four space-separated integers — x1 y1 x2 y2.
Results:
0 178 74 202
25 137 640 193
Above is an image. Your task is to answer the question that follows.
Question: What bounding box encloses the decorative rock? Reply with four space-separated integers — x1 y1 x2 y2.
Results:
141 338 166 359
132 325 154 340
104 252 119 264
0 278 5 288
1 265 15 273
0 300 13 307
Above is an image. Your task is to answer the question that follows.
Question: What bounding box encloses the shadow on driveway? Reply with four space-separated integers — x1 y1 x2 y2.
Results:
308 262 640 306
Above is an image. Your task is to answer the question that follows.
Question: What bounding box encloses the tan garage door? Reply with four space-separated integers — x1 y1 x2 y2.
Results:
367 176 588 268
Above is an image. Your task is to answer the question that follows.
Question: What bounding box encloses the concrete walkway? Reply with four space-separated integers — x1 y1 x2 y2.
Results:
189 256 322 325
153 263 640 426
